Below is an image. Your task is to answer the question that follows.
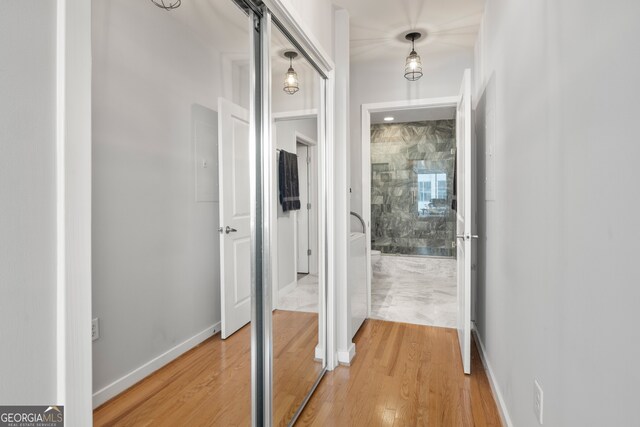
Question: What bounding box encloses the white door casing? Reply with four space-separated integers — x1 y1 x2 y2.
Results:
456 69 473 374
296 144 310 274
218 97 252 339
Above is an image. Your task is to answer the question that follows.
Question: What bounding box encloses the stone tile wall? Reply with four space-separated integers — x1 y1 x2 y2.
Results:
370 120 456 257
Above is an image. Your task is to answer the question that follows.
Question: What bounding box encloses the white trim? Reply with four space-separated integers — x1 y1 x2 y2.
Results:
92 323 221 409
221 52 250 104
361 97 459 319
314 345 324 360
294 130 317 147
333 8 352 375
362 97 459 113
273 109 319 121
55 0 67 404
294 133 318 277
336 343 356 365
324 72 336 370
270 111 320 311
472 325 514 427
56 0 92 424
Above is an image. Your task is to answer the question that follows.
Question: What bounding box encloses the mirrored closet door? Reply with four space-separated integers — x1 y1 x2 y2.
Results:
265 12 328 427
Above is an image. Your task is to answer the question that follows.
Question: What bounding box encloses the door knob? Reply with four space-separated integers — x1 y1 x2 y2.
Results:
456 234 466 240
225 226 237 234
471 235 479 239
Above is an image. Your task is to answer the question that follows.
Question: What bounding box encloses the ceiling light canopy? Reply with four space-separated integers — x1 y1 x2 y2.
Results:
404 32 423 81
150 0 181 10
283 51 299 95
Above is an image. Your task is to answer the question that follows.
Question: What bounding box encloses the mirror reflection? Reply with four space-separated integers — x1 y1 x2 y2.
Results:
270 24 326 426
91 0 253 425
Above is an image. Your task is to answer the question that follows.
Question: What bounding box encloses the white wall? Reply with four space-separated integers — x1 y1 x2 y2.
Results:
279 0 334 60
272 64 320 114
0 0 57 405
92 0 227 397
274 118 318 294
474 1 640 425
349 51 473 217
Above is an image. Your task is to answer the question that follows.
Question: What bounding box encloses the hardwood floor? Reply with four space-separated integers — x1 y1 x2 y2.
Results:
298 320 502 426
94 317 501 426
273 310 323 426
94 310 322 426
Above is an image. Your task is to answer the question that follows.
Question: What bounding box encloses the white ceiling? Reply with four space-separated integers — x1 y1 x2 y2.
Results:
370 106 455 124
332 0 484 61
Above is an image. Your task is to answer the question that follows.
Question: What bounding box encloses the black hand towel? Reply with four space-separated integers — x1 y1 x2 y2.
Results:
278 150 301 212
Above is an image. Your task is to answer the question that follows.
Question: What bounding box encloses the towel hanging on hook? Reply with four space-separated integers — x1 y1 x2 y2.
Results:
278 150 301 212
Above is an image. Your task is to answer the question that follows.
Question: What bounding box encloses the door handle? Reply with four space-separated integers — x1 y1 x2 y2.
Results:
457 234 479 240
225 226 237 234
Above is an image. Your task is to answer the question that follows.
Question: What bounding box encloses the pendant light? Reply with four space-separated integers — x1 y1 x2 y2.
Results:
283 51 299 95
404 32 423 81
150 0 181 10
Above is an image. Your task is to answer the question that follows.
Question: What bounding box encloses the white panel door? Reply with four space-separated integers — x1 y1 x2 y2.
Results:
456 69 473 374
296 144 309 274
218 97 251 339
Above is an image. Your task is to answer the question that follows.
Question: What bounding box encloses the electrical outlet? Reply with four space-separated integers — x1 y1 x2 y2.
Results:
534 379 544 424
92 318 100 342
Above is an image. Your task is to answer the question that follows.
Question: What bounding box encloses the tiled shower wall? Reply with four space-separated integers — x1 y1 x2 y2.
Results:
370 120 456 257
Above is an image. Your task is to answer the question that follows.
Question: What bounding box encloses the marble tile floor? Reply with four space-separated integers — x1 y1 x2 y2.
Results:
371 255 457 328
278 274 319 313
277 256 456 328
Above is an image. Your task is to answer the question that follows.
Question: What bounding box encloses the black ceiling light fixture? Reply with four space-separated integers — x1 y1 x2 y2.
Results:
283 51 300 95
150 0 181 11
404 32 424 81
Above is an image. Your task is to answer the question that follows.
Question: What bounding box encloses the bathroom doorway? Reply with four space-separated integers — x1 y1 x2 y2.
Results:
367 104 458 328
360 76 476 373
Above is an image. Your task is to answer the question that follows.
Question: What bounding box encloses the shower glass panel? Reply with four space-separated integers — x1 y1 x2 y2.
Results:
370 119 456 257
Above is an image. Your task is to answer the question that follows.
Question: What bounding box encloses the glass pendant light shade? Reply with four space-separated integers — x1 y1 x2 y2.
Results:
404 50 423 81
150 0 181 10
283 51 299 95
404 32 423 81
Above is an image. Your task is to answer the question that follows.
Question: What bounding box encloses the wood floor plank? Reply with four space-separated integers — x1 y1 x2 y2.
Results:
94 317 502 426
298 320 502 427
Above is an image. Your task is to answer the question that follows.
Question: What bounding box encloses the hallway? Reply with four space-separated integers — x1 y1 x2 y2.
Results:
299 320 500 425
93 318 500 426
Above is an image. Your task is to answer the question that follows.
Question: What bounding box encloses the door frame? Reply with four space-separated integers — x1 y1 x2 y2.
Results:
360 96 460 319
271 110 319 311
294 132 317 277
56 0 92 424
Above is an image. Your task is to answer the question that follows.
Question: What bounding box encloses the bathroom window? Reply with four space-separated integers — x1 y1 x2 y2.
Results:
417 172 447 216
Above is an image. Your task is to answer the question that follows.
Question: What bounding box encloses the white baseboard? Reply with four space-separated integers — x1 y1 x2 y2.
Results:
314 345 324 361
336 342 356 365
92 322 221 408
472 323 513 427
